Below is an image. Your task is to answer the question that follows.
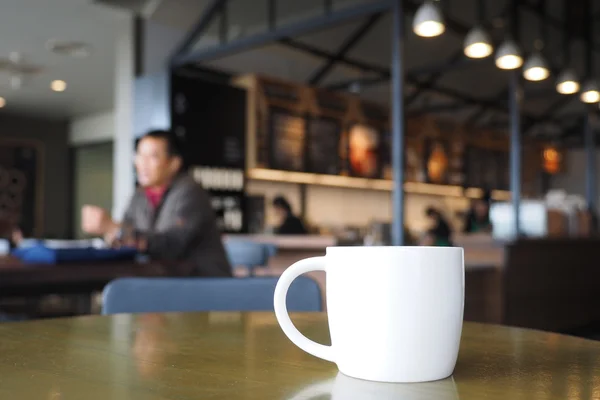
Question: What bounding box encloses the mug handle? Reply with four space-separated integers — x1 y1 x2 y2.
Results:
274 256 334 362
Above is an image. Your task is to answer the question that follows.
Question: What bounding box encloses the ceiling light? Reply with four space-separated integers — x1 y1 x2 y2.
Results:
413 1 445 38
464 26 493 58
46 40 91 58
556 69 580 94
51 80 67 92
0 97 6 108
580 80 600 103
495 39 523 70
523 52 550 81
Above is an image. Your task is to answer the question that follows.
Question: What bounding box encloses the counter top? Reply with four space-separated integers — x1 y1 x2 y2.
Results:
224 235 337 250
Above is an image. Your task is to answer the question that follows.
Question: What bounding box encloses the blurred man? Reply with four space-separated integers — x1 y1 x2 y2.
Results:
82 130 232 277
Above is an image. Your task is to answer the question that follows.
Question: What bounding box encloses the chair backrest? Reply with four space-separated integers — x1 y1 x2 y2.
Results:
224 240 271 268
102 276 322 315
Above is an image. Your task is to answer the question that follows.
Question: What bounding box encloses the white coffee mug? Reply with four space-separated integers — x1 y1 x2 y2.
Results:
274 246 464 383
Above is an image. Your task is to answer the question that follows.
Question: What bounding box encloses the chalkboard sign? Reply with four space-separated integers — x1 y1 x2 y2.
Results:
347 123 380 179
465 146 502 190
380 132 424 182
447 141 466 186
0 141 43 237
269 108 306 172
496 151 509 190
424 138 450 184
306 117 340 175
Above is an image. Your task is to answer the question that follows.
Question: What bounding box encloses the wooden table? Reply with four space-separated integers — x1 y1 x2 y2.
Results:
2 312 600 399
0 258 165 298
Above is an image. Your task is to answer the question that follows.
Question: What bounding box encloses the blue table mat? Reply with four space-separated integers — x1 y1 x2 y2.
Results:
12 244 138 265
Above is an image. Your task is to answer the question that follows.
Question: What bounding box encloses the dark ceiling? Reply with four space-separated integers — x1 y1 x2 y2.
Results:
172 0 600 147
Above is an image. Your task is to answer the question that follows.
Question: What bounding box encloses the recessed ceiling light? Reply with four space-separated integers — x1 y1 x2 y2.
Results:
0 97 6 108
51 80 67 92
46 40 91 58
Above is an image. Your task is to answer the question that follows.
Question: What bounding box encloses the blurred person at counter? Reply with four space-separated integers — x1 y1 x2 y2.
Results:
421 207 453 247
81 130 232 277
272 196 307 235
463 190 493 234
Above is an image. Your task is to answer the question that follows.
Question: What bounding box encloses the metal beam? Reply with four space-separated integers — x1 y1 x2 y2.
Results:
585 113 597 210
171 0 392 66
391 0 405 246
281 38 389 76
408 101 468 116
308 13 383 85
405 49 464 106
169 0 226 65
523 96 574 133
283 36 537 119
509 71 522 238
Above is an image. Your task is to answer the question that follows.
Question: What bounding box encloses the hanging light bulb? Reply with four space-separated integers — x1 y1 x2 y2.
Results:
464 26 493 58
523 52 550 81
555 69 580 94
413 0 445 38
580 80 600 103
495 39 523 70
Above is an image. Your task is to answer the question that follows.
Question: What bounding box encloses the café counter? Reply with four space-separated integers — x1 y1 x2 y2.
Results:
224 234 504 270
225 234 600 335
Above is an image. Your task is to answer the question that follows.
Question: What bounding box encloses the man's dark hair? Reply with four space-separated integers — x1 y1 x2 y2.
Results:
273 196 292 214
137 130 184 158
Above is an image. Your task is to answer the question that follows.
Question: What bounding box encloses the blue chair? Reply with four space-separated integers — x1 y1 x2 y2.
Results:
224 240 275 276
101 276 322 315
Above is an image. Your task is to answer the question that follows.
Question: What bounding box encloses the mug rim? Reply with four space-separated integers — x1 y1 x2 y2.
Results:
326 246 463 250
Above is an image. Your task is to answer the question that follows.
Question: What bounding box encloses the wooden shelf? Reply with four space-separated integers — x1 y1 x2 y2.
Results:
247 168 511 200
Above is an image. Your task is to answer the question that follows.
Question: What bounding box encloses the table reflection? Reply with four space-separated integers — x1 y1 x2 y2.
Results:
286 372 458 400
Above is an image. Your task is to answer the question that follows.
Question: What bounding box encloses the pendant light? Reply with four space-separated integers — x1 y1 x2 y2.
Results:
464 0 493 58
413 0 445 38
523 43 549 81
556 69 580 95
495 1 522 70
523 2 550 82
495 39 522 70
580 80 600 103
555 7 579 95
580 6 598 103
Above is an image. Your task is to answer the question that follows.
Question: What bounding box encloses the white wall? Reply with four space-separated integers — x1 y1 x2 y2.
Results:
69 111 114 145
134 71 170 137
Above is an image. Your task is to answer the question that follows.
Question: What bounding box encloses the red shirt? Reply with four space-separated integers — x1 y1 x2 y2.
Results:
144 186 167 209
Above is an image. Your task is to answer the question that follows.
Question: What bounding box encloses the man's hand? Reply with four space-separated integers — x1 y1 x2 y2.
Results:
81 205 118 238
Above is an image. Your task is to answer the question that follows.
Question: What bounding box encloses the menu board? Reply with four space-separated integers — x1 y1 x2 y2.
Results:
269 109 306 172
381 133 424 182
496 151 509 190
307 117 341 175
424 138 450 184
447 141 466 186
465 146 503 190
347 124 380 179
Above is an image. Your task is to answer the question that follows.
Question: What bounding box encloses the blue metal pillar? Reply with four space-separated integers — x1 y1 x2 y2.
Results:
509 70 521 237
391 0 405 246
584 113 597 210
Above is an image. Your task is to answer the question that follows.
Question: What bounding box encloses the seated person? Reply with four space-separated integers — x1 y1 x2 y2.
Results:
272 196 307 235
463 190 493 234
82 130 232 277
421 207 453 247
